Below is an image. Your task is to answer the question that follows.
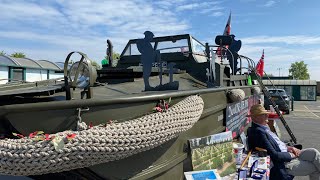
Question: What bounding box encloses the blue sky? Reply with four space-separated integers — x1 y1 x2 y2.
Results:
1 0 320 79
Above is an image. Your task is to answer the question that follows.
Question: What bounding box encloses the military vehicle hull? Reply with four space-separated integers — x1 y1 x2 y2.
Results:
87 87 253 180
0 81 254 179
0 33 258 179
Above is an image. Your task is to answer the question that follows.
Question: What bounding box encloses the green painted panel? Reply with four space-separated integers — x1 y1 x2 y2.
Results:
292 86 300 101
9 67 13 81
23 68 26 81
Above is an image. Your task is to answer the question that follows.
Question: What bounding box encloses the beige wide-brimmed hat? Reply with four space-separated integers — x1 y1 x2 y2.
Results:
247 104 270 117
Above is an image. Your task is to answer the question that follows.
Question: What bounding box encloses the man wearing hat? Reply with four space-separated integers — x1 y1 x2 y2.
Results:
137 31 160 90
247 104 320 180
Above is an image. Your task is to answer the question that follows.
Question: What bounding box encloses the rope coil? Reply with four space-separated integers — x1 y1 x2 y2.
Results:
0 95 204 176
227 89 245 102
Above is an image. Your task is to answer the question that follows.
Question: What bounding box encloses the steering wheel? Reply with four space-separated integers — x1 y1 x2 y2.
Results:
63 51 96 89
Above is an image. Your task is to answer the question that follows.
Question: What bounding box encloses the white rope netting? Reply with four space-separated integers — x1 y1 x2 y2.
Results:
0 95 204 176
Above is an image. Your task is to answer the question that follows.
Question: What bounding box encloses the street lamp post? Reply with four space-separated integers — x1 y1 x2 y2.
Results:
277 68 282 77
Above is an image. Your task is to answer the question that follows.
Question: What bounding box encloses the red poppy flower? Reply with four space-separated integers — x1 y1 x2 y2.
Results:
66 133 76 141
12 133 24 138
232 132 237 138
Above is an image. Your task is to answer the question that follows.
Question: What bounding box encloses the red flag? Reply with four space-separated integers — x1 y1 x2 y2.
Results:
256 50 265 76
217 12 231 55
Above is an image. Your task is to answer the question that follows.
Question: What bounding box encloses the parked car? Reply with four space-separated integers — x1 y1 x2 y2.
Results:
264 88 291 114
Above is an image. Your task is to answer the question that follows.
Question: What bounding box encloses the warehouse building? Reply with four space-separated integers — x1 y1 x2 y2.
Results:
0 55 63 84
317 81 320 96
262 79 317 101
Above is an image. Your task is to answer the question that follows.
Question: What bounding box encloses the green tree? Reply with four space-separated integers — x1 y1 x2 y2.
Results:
264 74 273 77
11 52 26 58
289 61 310 80
0 50 6 56
104 52 120 67
113 52 120 60
91 61 101 70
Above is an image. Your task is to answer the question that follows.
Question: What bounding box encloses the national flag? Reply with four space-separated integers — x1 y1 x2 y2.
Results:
256 50 265 76
217 12 232 56
223 12 231 36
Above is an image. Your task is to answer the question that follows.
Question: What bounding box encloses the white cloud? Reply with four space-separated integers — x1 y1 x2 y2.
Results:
211 12 224 17
0 2 60 18
1 47 70 62
153 1 173 9
1 0 319 81
176 1 223 14
264 0 276 7
242 35 320 45
0 31 108 62
0 0 190 34
176 3 200 11
200 6 224 14
239 42 320 80
0 31 102 48
0 0 191 61
240 0 256 2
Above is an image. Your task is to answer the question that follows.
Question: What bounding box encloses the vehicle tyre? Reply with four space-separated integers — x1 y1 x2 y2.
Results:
286 109 290 114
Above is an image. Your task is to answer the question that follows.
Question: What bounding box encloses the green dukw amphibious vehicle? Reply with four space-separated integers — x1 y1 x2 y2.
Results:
0 33 260 179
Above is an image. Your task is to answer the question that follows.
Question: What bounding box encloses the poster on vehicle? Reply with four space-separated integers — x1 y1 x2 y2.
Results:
226 95 260 138
188 131 236 178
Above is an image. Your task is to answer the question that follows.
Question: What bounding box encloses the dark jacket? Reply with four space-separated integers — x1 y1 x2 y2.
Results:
248 122 293 180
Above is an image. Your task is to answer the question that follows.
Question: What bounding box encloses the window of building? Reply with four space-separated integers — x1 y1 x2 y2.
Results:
300 86 316 101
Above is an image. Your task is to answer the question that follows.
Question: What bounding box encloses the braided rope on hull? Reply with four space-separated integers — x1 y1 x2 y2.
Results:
228 89 245 102
0 95 204 176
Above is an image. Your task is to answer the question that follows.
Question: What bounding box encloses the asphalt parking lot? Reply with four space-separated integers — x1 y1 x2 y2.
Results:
278 100 320 180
